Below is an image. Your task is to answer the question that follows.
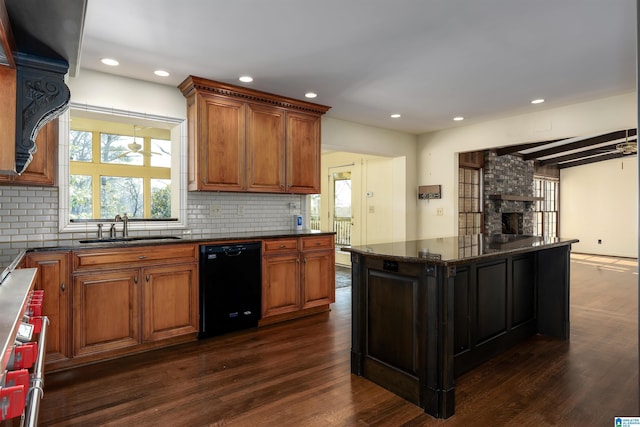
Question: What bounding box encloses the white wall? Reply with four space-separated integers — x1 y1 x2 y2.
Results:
68 71 420 242
561 157 638 257
321 151 404 246
68 69 186 119
322 117 417 240
417 92 637 250
69 71 637 256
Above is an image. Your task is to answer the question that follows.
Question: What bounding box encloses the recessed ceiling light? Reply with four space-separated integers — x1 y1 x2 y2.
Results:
305 92 318 99
239 76 253 83
101 58 119 66
390 114 401 118
154 70 170 77
531 98 545 104
453 116 464 121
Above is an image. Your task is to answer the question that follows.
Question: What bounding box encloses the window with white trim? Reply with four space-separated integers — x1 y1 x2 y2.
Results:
59 104 186 233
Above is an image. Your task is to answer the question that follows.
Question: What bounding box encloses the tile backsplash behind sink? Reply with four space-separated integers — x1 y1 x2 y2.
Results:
0 185 308 268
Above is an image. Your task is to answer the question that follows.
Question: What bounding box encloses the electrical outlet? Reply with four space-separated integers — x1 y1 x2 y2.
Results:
210 204 221 217
237 205 245 216
437 208 444 216
368 205 375 213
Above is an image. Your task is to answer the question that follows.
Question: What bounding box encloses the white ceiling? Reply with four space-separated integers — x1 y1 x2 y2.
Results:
79 0 637 135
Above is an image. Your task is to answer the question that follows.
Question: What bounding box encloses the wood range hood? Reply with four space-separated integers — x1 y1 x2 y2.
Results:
0 0 86 175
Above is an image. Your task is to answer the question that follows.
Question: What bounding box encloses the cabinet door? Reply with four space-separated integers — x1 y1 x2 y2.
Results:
73 269 140 357
142 263 198 341
286 112 321 194
262 253 301 317
195 94 246 191
246 103 286 192
301 249 335 309
0 65 15 175
0 119 57 185
25 251 70 363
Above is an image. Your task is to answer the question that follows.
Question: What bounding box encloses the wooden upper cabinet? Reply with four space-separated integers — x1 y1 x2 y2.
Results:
179 76 330 194
196 94 246 191
246 103 286 192
0 118 58 185
0 65 16 175
287 112 321 194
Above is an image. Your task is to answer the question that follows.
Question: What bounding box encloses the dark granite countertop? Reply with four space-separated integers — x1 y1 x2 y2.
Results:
342 234 579 266
0 230 335 280
24 229 334 253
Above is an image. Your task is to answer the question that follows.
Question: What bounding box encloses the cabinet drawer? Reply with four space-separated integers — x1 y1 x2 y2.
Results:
264 238 298 253
74 244 197 271
301 235 334 251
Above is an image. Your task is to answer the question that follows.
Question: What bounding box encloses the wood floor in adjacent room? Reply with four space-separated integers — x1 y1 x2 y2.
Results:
39 254 639 426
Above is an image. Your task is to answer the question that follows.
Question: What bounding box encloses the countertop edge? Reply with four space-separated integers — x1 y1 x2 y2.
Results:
343 238 579 266
24 230 337 253
0 268 37 373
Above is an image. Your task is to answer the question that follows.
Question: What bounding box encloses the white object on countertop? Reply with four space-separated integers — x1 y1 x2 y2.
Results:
294 215 303 230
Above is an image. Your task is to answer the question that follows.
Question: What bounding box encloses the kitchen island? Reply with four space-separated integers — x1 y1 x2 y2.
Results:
343 234 578 419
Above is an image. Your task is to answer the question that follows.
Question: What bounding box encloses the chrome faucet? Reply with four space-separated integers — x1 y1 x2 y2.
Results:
97 223 103 239
114 213 129 237
122 213 129 237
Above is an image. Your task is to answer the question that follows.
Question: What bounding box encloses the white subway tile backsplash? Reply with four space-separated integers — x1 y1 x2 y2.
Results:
0 184 309 266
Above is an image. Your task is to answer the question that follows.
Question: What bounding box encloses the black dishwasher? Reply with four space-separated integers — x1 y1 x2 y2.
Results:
199 242 261 338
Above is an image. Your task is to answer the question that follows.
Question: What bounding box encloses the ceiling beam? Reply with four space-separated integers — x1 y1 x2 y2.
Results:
538 142 621 166
495 139 566 156
557 152 635 169
522 129 637 160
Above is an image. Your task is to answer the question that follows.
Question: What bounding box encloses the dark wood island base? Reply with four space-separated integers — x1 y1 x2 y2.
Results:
345 234 578 419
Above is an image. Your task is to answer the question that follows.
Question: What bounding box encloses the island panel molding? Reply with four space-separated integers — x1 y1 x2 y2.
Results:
345 234 577 419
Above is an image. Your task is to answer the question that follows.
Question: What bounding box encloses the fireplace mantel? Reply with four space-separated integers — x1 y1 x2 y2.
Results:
489 194 543 202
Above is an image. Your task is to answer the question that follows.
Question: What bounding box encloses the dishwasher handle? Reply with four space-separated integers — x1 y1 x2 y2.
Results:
223 248 243 257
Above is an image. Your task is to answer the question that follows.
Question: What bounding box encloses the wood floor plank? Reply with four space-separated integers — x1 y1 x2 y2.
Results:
31 255 639 426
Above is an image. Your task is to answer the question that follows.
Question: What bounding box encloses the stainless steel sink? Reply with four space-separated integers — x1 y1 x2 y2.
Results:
78 236 182 244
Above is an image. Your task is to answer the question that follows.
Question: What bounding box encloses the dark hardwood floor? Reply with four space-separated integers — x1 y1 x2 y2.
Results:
37 254 639 426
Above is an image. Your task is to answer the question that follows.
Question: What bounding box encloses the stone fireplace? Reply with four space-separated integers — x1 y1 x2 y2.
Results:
483 151 535 235
502 212 523 234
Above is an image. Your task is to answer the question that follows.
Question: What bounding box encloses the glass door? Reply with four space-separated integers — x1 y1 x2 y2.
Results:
329 168 355 266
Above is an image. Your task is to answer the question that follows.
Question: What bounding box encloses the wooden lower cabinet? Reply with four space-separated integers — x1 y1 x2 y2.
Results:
72 263 198 360
68 244 198 366
22 237 332 369
262 252 301 317
261 235 335 324
73 263 198 357
301 249 335 309
142 264 198 341
73 269 140 357
25 251 71 364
